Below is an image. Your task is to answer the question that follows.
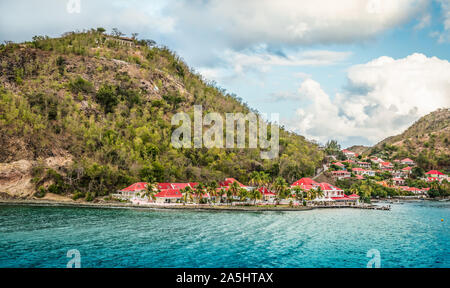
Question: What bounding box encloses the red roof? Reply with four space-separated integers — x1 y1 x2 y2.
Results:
401 158 414 162
402 166 412 171
155 189 183 198
291 178 318 187
348 194 360 199
158 183 198 190
334 162 345 167
380 162 392 166
331 171 350 174
120 182 148 192
352 168 365 172
392 177 404 181
331 195 352 200
426 170 445 176
355 175 364 180
219 178 247 188
258 187 275 196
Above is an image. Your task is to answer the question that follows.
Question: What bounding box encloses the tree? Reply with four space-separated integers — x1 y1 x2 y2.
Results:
226 188 233 206
273 177 288 206
411 167 425 179
229 181 240 205
144 182 158 202
249 188 262 205
292 186 305 204
324 140 341 156
131 33 139 40
219 187 226 204
96 27 106 34
111 28 124 37
238 188 248 203
181 186 193 205
194 183 206 204
207 181 218 205
95 84 118 113
316 186 324 199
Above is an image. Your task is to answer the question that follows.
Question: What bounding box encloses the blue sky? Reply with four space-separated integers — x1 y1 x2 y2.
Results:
1 0 449 147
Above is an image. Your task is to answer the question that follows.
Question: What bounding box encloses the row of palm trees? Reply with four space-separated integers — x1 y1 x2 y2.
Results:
140 172 326 206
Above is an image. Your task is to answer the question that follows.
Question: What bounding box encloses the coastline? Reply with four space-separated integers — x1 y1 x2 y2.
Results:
0 198 398 212
0 199 315 212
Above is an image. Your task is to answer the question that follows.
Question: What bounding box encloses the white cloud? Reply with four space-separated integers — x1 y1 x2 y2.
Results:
286 53 450 145
196 47 351 83
414 13 431 30
169 0 427 47
432 0 450 42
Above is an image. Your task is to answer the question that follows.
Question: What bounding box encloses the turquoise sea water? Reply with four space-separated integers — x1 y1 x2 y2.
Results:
0 201 448 268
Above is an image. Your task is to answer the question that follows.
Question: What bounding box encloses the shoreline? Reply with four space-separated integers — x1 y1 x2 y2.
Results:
0 198 394 212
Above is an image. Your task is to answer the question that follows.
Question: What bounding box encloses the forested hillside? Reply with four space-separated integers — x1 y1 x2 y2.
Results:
0 29 323 199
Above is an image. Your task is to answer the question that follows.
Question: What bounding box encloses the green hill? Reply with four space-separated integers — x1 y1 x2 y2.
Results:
0 29 323 199
368 108 450 170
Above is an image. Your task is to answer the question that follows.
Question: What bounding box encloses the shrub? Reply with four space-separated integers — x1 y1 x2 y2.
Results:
72 191 84 200
95 84 118 113
35 186 46 198
85 192 94 202
69 76 94 94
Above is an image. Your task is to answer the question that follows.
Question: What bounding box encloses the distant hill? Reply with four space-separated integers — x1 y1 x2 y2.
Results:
346 145 370 155
0 29 323 199
368 108 450 170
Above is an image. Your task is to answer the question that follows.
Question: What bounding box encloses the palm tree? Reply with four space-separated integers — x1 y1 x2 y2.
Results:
229 181 240 205
292 186 305 204
219 187 226 204
273 177 288 206
207 181 218 205
226 188 233 206
316 186 324 199
194 183 206 204
144 182 158 202
250 171 270 191
249 188 262 205
181 186 194 205
249 171 261 189
238 188 248 203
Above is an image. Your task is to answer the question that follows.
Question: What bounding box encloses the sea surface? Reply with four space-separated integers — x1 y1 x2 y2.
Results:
0 201 448 268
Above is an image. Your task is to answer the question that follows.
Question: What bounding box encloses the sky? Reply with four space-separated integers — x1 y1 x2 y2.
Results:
1 0 449 148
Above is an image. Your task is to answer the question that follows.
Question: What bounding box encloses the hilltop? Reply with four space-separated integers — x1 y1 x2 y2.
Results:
368 108 450 170
0 29 323 199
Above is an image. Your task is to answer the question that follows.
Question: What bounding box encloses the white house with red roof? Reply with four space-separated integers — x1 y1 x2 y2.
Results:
352 168 375 177
379 162 394 170
116 182 148 199
155 189 183 203
400 158 415 166
424 170 448 182
357 161 371 169
392 177 406 186
342 149 358 159
331 170 351 179
258 187 276 202
371 157 384 164
290 178 359 204
219 178 250 190
331 162 346 170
